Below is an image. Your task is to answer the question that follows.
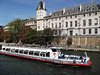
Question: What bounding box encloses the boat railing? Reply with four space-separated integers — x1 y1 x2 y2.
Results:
3 44 50 50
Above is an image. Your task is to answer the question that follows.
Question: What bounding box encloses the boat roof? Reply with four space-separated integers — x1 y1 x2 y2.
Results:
2 45 52 52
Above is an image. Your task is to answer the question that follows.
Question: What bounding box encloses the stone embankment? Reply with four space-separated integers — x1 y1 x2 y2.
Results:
68 47 99 53
62 45 100 53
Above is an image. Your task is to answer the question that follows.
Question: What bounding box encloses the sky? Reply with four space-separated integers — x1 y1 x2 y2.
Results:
0 0 100 26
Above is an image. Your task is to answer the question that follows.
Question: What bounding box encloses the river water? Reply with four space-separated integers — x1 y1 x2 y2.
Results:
0 51 100 75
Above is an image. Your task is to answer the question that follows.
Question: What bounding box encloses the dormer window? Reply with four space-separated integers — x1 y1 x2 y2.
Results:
75 15 77 18
87 6 88 8
87 9 88 11
83 14 85 17
89 8 91 11
89 13 91 16
95 12 97 15
46 19 48 21
95 7 97 10
70 16 72 19
59 18 61 20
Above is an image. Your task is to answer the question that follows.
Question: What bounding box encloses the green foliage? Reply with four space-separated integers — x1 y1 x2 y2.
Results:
43 28 53 44
6 19 53 44
19 26 33 43
25 29 37 44
26 30 45 44
0 29 4 42
4 31 10 43
8 18 25 43
19 28 54 45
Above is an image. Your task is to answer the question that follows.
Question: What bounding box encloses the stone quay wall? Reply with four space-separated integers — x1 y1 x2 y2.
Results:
55 35 100 47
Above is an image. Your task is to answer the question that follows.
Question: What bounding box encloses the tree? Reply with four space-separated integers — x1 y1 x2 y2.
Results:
4 31 10 43
8 18 25 43
0 29 4 42
26 28 54 45
19 26 33 43
43 28 53 44
35 31 45 45
27 30 44 44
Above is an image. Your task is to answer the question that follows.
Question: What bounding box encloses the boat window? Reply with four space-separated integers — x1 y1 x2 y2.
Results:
40 52 46 57
6 48 11 52
11 49 15 52
29 51 34 55
0 46 1 50
15 49 19 53
34 51 40 56
24 50 28 54
46 52 50 57
3 48 5 50
40 54 45 57
51 49 57 52
19 50 24 53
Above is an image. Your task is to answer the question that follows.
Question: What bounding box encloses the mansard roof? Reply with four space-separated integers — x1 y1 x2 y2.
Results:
23 18 36 23
36 0 47 11
50 3 100 17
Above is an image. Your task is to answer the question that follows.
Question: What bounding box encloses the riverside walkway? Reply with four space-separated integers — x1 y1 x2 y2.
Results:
62 45 100 53
68 47 99 52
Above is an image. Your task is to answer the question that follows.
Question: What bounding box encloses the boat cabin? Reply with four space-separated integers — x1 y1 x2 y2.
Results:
1 45 61 59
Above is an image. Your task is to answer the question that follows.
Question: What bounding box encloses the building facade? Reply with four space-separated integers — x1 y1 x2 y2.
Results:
4 0 100 46
24 17 37 30
36 1 100 37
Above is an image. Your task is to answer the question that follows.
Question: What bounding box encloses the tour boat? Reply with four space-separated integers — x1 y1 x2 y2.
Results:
0 45 92 66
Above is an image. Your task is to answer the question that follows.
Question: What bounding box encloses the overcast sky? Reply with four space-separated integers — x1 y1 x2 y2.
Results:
0 0 100 26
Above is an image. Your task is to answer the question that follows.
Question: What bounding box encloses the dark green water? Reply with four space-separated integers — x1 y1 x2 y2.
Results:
0 51 100 75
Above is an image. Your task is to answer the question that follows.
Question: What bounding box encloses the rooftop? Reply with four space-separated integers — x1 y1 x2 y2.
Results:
23 18 37 23
36 0 47 11
44 3 100 18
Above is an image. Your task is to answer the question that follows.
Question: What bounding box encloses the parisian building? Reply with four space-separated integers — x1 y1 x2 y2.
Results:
35 0 100 46
36 0 100 36
4 0 100 46
23 17 37 30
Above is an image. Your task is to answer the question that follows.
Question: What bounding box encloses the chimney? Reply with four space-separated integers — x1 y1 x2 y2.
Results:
80 3 82 12
91 0 93 3
29 17 31 20
63 8 66 14
49 11 52 15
